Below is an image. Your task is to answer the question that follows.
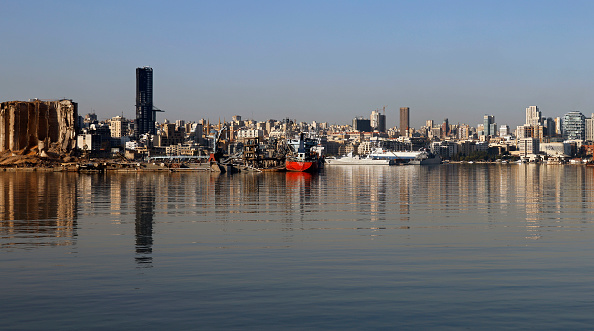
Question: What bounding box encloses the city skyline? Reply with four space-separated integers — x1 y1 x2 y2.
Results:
3 1 594 128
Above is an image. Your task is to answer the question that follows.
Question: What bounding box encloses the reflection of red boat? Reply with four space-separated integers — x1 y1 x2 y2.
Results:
286 171 313 181
285 133 320 173
285 171 313 188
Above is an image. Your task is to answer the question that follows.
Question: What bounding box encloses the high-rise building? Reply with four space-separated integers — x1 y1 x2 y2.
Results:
554 117 562 136
490 123 498 137
526 106 541 126
542 117 554 137
517 124 538 139
458 124 470 140
483 115 495 136
353 117 371 132
109 116 129 138
441 118 449 138
399 107 409 136
562 111 585 140
135 66 156 137
192 123 204 144
585 114 594 142
370 110 386 132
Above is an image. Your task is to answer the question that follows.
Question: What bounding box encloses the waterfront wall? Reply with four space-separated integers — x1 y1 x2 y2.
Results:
0 100 78 153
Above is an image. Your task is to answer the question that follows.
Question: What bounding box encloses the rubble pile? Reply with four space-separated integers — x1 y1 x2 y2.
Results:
0 148 73 168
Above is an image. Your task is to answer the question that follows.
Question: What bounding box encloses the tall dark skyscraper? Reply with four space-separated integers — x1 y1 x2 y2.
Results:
399 107 409 136
135 66 155 137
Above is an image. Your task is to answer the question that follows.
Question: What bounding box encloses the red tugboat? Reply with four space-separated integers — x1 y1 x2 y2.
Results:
285 133 320 172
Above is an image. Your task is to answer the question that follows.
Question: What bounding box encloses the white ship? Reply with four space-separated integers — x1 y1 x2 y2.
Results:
325 152 394 165
369 148 441 165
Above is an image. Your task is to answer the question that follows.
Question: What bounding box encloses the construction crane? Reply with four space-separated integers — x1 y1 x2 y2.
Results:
208 125 227 163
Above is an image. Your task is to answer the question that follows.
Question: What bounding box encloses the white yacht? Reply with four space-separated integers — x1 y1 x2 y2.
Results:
325 152 394 165
369 148 441 165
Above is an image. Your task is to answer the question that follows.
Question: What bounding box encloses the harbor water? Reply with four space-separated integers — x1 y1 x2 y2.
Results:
2 164 594 329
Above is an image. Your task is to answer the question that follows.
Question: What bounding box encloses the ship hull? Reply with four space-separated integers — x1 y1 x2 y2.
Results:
409 155 442 165
286 160 318 172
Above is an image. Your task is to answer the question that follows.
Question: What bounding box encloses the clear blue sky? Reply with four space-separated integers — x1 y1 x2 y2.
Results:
2 0 594 129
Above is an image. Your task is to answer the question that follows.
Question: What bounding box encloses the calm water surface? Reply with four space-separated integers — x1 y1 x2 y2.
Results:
2 164 594 330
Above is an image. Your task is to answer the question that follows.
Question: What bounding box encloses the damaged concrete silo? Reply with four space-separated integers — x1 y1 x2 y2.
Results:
0 99 78 154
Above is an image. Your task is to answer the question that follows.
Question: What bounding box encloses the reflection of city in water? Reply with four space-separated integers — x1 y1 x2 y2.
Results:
514 164 591 240
154 166 594 244
280 165 594 242
3 165 594 253
0 172 78 249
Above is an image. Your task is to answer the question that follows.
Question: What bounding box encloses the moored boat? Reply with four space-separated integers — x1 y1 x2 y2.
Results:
286 158 318 172
369 148 441 165
325 152 394 165
408 152 441 165
285 133 321 172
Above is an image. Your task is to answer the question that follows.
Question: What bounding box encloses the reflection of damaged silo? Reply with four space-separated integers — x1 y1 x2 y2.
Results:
0 99 78 153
